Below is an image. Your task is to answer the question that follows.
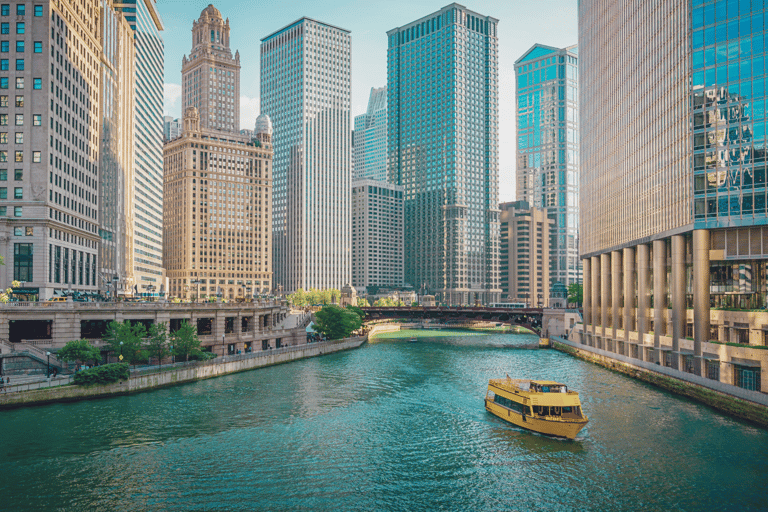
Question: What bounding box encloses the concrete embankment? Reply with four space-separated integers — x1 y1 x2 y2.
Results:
0 337 366 409
551 337 768 428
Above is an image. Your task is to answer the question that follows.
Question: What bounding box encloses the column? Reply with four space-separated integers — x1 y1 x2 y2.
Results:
693 229 710 377
637 244 650 360
583 258 591 345
653 239 667 364
623 246 635 347
611 250 622 351
591 255 600 346
601 253 610 349
671 234 686 370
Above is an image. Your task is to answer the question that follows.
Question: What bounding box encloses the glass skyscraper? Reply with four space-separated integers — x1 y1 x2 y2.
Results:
116 0 165 297
580 0 768 392
353 86 387 182
387 4 500 306
514 44 581 288
261 18 351 292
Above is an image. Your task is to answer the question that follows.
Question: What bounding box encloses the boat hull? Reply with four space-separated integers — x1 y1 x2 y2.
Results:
485 399 587 440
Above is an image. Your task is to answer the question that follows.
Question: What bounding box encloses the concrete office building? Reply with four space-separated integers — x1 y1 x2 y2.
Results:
164 6 273 301
514 44 580 287
351 179 404 292
387 4 500 305
0 0 133 300
261 18 351 292
353 86 387 182
164 116 181 142
579 0 768 393
115 0 165 298
499 201 553 306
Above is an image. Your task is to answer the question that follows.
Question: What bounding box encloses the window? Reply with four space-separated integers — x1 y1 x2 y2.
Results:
0 58 7 70
13 242 32 281
14 95 20 107
13 186 20 198
32 150 38 162
32 77 39 89
32 113 39 125
13 131 20 143
0 41 6 52
0 5 7 16
13 205 20 216
15 4 23 15
1 23 8 35
0 113 7 125
0 77 7 89
0 150 6 162
0 186 7 198
13 227 22 235
16 22 24 34
14 58 21 70
33 5 40 16
13 168 19 179
0 206 5 215
0 169 6 180
14 113 21 124
13 149 21 162
14 40 21 52
14 76 22 88
33 41 40 53
0 95 7 107
25 226 31 236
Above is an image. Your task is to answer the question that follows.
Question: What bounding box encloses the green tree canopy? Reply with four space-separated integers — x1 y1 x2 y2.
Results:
57 338 101 365
288 288 308 307
314 305 362 340
345 305 366 321
147 322 170 365
172 321 202 362
356 298 370 308
567 283 583 306
330 288 341 304
104 320 148 367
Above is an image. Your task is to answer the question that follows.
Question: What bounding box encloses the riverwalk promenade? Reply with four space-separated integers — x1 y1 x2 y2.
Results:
0 336 366 409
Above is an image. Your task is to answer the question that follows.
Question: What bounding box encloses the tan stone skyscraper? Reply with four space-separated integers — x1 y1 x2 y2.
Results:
181 4 240 133
164 5 272 301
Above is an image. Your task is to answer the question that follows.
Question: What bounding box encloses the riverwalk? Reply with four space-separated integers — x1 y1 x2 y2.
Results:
0 337 366 409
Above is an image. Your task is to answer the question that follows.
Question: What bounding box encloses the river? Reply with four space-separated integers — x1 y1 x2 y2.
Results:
1 331 767 511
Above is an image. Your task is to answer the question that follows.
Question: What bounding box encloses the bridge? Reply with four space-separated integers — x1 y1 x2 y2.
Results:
362 306 545 334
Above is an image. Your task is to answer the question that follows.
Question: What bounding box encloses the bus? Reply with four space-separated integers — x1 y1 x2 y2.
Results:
489 302 527 309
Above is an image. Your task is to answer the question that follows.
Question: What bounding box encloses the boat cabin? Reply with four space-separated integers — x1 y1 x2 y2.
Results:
529 380 568 393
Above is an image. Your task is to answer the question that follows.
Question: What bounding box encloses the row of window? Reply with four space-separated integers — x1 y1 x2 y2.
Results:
0 41 42 52
0 150 40 161
0 185 22 198
0 113 41 124
0 22 26 34
0 5 43 16
0 76 41 89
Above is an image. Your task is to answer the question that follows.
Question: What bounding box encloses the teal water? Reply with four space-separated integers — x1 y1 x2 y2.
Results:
2 333 768 511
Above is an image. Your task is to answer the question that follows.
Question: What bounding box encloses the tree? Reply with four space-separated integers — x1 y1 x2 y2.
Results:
319 289 333 305
58 339 101 366
306 288 321 306
314 305 362 340
104 320 148 368
288 288 308 308
172 321 202 362
356 297 370 308
147 322 170 365
330 288 341 304
567 283 583 306
346 305 366 321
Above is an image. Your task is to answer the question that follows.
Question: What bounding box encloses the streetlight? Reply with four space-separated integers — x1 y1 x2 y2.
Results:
112 276 119 302
170 344 174 364
119 341 123 363
46 351 50 378
222 334 225 357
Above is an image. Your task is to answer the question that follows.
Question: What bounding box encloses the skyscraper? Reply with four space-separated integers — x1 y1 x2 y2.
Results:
261 18 351 292
163 116 181 142
115 0 165 297
514 44 580 288
353 86 387 182
580 0 767 391
181 4 240 134
387 4 500 305
164 5 273 301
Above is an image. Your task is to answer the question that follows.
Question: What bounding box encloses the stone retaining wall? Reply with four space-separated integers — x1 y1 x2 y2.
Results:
0 337 366 409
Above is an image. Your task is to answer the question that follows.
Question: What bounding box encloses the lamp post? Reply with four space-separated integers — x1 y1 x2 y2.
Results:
538 294 542 308
222 334 225 357
119 341 123 363
46 351 50 378
112 276 119 302
170 344 174 364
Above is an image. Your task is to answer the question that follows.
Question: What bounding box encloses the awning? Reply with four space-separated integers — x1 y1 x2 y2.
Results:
730 357 761 368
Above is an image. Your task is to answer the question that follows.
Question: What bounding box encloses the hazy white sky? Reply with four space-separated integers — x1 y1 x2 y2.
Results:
159 0 577 201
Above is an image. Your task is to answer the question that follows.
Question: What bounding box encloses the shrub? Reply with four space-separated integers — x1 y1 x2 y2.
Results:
73 363 130 386
188 350 216 361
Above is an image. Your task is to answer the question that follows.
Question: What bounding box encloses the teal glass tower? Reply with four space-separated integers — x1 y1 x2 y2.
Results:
514 44 581 289
387 3 500 306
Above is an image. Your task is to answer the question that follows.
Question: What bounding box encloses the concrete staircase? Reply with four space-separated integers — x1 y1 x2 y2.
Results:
0 338 72 374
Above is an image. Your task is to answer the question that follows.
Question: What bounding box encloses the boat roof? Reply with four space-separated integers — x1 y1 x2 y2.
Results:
530 380 565 386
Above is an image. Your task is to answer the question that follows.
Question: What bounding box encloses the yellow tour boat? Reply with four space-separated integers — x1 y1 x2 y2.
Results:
485 377 588 440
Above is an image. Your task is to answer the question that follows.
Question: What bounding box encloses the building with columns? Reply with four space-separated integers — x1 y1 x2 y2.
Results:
579 0 768 393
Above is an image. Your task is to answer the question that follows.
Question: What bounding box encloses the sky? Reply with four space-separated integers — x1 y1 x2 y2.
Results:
158 0 577 202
